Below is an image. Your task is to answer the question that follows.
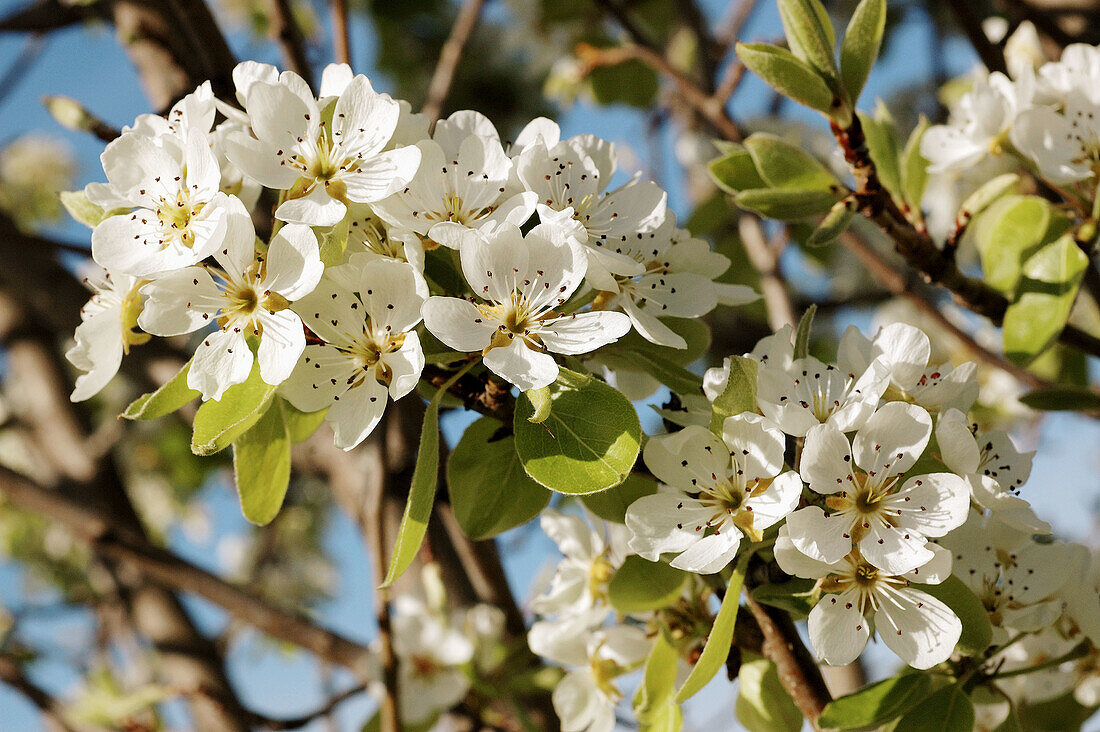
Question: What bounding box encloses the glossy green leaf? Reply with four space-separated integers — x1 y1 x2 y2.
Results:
709 355 759 435
900 117 931 212
232 400 291 526
734 188 843 221
913 576 992 656
974 195 1062 293
794 304 817 360
380 399 441 588
744 134 839 192
1019 385 1100 412
190 362 277 456
608 555 689 614
708 147 767 195
819 673 933 730
736 43 838 116
839 0 886 102
513 370 641 495
890 684 973 732
1003 234 1088 365
635 633 683 732
777 0 838 79
807 199 856 247
736 654 803 732
642 702 683 732
123 361 199 420
280 399 328 443
675 556 747 703
582 474 658 523
447 416 551 540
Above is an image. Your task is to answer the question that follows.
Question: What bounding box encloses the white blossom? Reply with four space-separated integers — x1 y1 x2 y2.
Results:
775 526 961 669
788 401 970 574
280 256 426 449
920 72 1024 174
225 66 421 226
138 199 323 400
66 268 148 402
626 418 802 574
391 595 474 725
531 509 630 618
421 220 631 391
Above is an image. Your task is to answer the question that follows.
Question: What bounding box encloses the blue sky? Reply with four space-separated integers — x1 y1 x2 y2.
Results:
0 1 1097 730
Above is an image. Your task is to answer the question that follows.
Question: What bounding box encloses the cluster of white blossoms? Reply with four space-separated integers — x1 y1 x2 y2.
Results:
65 61 753 448
921 27 1100 236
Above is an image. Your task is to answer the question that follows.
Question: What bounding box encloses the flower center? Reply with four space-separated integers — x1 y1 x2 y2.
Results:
408 654 442 680
155 189 203 248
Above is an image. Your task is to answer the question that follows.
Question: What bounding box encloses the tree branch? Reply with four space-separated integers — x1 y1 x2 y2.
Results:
739 215 798 331
945 0 1009 74
0 654 78 732
0 466 378 682
422 0 486 127
265 0 313 87
330 0 350 66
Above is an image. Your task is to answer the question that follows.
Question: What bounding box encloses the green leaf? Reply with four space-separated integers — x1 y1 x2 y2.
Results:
380 399 441 588
625 350 703 395
635 634 682 732
582 473 658 523
526 386 553 423
900 117 931 212
280 399 328 443
777 0 838 80
1019 385 1100 412
913 576 992 656
750 578 816 619
807 199 856 247
819 674 933 731
190 361 277 456
974 195 1063 294
1017 690 1098 731
890 684 973 732
588 58 659 108
608 555 689 614
1003 234 1089 365
60 190 112 229
793 304 817 360
675 556 747 703
122 361 199 420
736 654 803 732
709 356 758 435
858 106 902 202
736 43 838 117
959 173 1020 222
232 400 291 526
734 188 844 221
744 134 839 192
447 416 551 540
839 0 886 103
513 370 641 495
708 147 767 195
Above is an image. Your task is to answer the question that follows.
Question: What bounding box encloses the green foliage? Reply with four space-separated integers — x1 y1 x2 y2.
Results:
608 555 689 613
1003 233 1089 365
958 173 1020 223
839 0 886 103
736 43 837 117
190 362 277 456
1017 690 1099 730
734 188 844 221
709 148 767 195
581 473 658 523
857 104 902 203
525 385 553 423
1019 384 1100 411
281 400 328 443
709 355 759 435
888 684 973 732
736 654 803 732
233 399 292 526
447 416 550 540
750 578 815 619
913 576 991 656
744 134 839 192
513 370 641 495
776 0 838 81
793 304 817 360
634 633 682 732
123 361 200 420
380 398 442 588
819 674 933 731
900 117 931 213
974 195 1067 294
807 199 856 247
587 57 659 108
675 556 748 704
60 190 111 229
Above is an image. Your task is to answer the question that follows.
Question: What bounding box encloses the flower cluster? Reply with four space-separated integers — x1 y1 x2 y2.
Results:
66 61 750 449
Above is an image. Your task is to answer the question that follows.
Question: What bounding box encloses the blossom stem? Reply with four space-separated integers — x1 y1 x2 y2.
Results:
992 641 1090 680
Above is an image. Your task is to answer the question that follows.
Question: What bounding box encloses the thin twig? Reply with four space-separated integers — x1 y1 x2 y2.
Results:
422 0 486 127
740 215 798 330
265 0 312 87
944 0 1008 75
0 33 45 109
330 0 350 66
248 684 367 730
839 231 1053 392
715 0 761 52
0 654 78 732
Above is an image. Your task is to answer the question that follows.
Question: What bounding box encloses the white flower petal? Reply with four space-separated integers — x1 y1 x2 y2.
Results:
877 586 961 669
483 337 558 391
808 589 870 666
421 296 495 352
